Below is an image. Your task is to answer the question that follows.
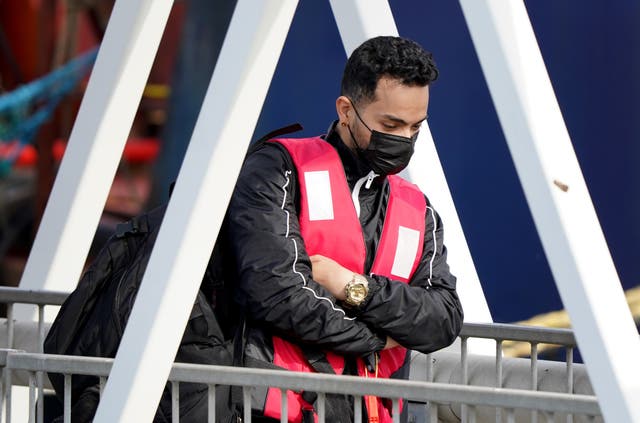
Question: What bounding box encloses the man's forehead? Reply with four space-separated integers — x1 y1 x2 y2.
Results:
367 78 429 118
376 76 406 90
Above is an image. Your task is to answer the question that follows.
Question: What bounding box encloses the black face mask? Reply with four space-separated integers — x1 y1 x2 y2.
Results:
347 101 418 176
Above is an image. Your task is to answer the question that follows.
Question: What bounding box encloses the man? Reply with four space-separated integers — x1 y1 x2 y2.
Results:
224 36 463 423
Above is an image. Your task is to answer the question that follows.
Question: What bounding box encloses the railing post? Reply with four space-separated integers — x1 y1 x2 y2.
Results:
531 342 539 423
64 374 71 423
207 384 215 423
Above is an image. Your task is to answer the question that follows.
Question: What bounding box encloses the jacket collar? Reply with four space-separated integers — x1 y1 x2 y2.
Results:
323 121 378 186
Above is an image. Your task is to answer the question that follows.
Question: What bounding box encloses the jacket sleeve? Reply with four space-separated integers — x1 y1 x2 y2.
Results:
351 203 464 354
226 143 386 356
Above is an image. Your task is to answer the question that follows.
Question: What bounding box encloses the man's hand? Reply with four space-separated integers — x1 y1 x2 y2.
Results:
310 254 353 301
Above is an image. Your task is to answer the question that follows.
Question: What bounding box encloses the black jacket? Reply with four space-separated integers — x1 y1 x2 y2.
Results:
223 122 463 415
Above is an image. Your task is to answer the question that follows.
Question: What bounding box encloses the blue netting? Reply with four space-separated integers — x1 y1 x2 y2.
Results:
0 48 98 176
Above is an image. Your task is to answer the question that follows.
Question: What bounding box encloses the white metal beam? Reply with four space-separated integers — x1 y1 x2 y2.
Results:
328 0 398 56
18 0 174 297
459 1 640 421
92 0 299 421
329 0 493 326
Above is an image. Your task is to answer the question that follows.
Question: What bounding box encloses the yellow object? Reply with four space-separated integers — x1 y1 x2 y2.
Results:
503 285 640 357
143 84 171 99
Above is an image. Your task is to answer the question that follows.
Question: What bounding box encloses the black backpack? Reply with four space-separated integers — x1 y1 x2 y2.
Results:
44 204 238 422
43 124 302 422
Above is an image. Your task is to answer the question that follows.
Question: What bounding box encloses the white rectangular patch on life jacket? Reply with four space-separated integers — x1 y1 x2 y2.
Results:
391 226 420 279
304 170 334 221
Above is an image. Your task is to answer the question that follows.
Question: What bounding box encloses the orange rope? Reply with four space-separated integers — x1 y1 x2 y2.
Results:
363 354 380 423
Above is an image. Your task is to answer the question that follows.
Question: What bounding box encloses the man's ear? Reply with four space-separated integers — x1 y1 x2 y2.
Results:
335 96 352 124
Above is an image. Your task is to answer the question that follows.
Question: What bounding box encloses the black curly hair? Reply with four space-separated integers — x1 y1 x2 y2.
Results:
340 36 439 105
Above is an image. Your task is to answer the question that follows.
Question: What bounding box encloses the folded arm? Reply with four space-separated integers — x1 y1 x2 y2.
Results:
226 144 386 356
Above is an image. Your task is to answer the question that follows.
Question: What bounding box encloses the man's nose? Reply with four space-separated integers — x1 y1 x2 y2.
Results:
400 127 413 138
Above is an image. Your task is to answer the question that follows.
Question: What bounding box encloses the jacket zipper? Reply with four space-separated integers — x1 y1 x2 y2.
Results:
351 170 377 218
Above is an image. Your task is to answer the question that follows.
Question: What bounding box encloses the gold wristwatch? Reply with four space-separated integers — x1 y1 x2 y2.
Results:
344 274 369 307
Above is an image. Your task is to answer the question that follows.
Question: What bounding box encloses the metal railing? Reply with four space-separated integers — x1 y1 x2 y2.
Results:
1 351 601 423
0 287 602 423
0 287 67 423
416 323 590 423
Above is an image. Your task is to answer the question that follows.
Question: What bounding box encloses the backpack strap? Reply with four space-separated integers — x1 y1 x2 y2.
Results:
167 123 303 197
253 123 303 148
245 123 303 157
195 290 224 340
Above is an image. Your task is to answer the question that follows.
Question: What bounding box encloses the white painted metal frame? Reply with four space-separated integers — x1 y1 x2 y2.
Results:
329 0 494 326
459 1 640 422
18 0 639 420
93 0 299 421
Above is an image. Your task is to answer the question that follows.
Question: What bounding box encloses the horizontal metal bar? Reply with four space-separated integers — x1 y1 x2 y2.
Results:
6 352 112 377
4 352 600 415
0 349 13 366
0 287 68 306
0 288 579 346
461 323 576 346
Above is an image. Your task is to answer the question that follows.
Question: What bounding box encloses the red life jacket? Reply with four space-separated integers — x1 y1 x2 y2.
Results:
265 137 426 423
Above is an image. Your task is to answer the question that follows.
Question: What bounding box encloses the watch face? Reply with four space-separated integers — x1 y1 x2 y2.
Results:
350 285 367 302
345 275 369 306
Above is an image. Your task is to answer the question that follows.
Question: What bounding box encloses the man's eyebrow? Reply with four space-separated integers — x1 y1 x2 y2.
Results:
381 114 428 125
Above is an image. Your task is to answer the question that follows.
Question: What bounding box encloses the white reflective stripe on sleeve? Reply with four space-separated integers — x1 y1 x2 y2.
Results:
304 170 334 221
391 226 421 279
